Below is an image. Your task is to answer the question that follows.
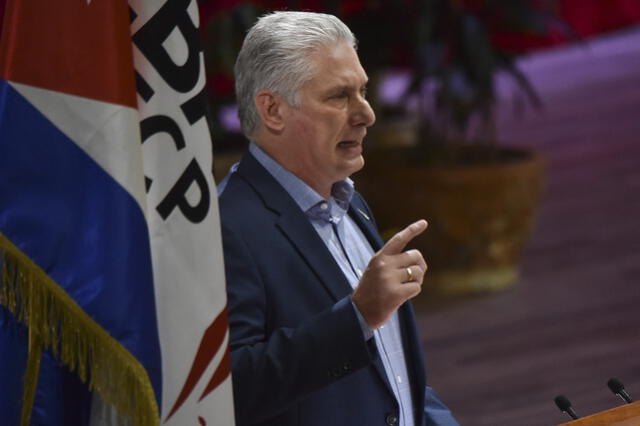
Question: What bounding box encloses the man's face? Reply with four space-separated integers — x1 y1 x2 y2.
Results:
277 42 376 196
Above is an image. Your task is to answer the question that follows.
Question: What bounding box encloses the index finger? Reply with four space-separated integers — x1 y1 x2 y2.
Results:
379 220 428 256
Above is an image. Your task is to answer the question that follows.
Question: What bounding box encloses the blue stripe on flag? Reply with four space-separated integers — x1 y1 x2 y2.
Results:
0 80 162 420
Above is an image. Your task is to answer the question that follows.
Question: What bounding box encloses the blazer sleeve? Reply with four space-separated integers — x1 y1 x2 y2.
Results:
423 385 460 426
222 222 379 425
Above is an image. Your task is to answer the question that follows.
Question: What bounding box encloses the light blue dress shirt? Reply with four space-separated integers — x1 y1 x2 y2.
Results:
244 142 417 426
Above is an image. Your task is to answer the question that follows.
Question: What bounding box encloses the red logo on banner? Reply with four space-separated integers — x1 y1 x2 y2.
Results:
164 307 231 422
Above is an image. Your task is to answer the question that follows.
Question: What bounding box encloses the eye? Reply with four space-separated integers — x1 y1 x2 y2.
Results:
360 86 368 98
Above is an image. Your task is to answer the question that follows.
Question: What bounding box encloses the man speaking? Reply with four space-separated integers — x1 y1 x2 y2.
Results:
218 11 459 426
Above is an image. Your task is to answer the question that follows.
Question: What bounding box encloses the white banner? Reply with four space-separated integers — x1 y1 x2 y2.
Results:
130 1 235 425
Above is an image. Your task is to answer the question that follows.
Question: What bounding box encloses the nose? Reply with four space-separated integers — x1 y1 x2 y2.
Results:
350 96 376 128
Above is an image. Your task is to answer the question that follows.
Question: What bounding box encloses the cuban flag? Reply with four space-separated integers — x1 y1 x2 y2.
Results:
0 1 234 425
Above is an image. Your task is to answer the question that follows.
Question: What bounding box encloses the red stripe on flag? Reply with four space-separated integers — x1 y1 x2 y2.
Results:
0 0 136 108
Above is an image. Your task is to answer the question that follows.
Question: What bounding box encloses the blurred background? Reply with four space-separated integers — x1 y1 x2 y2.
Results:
198 1 640 424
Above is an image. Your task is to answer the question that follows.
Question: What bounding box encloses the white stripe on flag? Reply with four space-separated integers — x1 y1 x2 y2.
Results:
9 82 147 215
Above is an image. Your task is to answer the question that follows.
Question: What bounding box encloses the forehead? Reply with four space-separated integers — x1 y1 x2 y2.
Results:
305 43 368 90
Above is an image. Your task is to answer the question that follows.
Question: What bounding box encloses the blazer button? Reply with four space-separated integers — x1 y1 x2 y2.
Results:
385 413 398 425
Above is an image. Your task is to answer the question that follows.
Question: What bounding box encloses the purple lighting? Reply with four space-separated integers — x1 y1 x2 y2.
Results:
220 104 241 132
377 70 411 106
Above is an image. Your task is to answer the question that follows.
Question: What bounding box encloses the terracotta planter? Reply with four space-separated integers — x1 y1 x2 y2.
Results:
357 145 545 296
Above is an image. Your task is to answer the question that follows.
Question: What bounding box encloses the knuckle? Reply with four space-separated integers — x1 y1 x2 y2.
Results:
370 256 383 268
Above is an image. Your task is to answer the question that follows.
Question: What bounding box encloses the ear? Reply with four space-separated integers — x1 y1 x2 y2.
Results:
255 90 287 133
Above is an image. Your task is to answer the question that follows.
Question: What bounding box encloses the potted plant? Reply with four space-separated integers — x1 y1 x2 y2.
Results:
351 0 569 297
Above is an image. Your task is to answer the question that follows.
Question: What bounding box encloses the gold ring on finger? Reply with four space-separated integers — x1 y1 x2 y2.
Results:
406 267 413 282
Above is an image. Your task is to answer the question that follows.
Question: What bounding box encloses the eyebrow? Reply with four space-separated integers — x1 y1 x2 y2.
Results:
328 82 369 94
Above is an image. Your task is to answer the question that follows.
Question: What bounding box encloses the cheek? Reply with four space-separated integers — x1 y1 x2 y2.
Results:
299 116 336 144
289 117 318 149
316 113 348 142
292 108 347 154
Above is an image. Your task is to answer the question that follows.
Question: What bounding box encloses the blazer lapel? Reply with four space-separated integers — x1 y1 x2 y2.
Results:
398 302 428 423
348 198 384 251
236 153 354 302
276 212 355 302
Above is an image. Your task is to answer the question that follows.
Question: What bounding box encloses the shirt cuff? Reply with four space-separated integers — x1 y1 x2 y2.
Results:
351 298 374 341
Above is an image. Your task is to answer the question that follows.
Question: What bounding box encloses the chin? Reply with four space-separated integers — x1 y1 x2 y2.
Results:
340 156 365 177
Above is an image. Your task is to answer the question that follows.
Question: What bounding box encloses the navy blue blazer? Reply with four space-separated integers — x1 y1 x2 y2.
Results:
219 152 458 426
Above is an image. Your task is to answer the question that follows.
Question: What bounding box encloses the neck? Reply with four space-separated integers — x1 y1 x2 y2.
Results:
255 140 333 199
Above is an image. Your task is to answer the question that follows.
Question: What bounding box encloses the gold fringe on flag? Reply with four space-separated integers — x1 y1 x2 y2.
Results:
0 233 160 426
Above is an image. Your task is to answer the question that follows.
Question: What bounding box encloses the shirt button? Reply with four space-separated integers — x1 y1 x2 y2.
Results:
320 202 328 210
385 413 398 425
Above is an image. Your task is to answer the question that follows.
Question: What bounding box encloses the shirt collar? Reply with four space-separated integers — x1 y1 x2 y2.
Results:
249 142 355 223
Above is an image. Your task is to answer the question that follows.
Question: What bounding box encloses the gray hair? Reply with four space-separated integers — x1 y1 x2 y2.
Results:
234 11 356 139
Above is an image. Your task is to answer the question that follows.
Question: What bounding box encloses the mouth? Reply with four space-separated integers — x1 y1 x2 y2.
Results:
337 140 361 149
